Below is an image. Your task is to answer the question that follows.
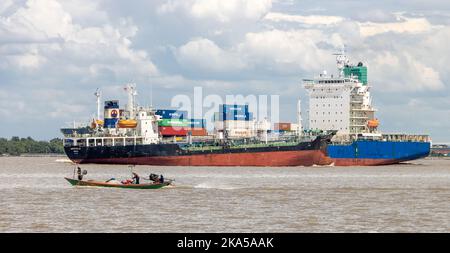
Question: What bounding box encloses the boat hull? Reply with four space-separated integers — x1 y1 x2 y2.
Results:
64 177 170 189
65 135 333 167
328 140 430 166
71 150 333 167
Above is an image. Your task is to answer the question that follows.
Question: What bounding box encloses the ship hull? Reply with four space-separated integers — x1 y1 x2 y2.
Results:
71 150 332 167
328 140 430 166
65 135 333 167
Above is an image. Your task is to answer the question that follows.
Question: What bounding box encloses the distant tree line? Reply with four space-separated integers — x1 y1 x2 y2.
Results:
0 137 64 156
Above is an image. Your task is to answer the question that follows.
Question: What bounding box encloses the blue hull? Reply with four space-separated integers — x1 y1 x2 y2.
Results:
327 140 431 166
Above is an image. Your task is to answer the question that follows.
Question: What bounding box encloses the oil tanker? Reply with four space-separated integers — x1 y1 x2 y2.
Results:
62 85 335 166
61 52 431 166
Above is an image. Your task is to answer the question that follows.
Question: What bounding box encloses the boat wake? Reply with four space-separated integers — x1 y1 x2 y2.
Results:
194 182 237 190
55 158 73 164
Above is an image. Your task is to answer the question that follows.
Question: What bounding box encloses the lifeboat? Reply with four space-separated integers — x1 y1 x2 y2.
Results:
367 119 379 128
91 119 104 128
118 119 138 128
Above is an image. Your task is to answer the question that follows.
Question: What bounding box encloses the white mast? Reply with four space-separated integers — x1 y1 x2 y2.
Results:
94 88 101 120
125 83 137 119
297 98 303 136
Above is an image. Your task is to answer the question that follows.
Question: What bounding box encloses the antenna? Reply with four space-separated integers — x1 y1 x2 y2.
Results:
150 82 153 108
333 45 349 77
94 88 101 120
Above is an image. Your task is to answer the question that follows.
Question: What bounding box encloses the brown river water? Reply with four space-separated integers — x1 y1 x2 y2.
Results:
0 157 449 232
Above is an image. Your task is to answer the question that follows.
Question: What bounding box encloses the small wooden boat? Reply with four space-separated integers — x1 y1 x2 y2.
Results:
64 177 172 189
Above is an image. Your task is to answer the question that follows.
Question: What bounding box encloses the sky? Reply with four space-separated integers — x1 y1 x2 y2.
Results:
0 0 449 142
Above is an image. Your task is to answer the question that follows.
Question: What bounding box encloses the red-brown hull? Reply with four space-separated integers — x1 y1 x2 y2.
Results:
332 158 401 166
74 150 333 167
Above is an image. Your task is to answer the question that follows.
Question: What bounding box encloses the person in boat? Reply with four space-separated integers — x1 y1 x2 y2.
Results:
132 172 140 184
159 174 164 184
77 167 83 181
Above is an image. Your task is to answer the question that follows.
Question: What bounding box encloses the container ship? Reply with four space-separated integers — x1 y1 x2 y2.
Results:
61 52 431 166
302 51 430 165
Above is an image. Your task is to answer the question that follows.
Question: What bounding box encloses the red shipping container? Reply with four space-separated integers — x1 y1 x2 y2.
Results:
187 128 208 136
158 126 188 136
274 123 291 131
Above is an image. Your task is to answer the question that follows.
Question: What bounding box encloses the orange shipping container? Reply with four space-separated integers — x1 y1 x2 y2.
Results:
187 128 208 136
274 123 291 131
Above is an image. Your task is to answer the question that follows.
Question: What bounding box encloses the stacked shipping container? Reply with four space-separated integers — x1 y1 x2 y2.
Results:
156 109 208 136
214 104 255 138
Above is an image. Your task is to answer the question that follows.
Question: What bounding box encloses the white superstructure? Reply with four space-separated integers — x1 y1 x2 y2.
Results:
303 52 377 136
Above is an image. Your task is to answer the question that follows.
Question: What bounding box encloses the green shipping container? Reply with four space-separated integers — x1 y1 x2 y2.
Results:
158 119 189 127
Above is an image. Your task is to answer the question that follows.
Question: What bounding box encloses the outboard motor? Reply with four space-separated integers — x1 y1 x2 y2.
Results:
149 173 159 182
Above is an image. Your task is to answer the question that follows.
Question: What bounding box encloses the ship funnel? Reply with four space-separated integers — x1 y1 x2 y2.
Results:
104 100 119 128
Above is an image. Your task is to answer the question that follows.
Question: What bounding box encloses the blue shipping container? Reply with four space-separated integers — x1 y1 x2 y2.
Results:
219 104 249 114
218 112 253 121
156 109 188 119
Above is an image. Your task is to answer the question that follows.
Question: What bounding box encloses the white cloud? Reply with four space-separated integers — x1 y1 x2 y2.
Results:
191 0 272 22
264 12 345 26
370 51 444 91
0 0 14 15
10 50 46 70
0 0 157 75
176 38 246 73
158 0 272 23
238 29 334 73
359 16 434 37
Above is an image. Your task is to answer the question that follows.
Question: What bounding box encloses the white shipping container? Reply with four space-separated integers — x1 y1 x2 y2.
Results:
223 120 254 130
228 128 254 138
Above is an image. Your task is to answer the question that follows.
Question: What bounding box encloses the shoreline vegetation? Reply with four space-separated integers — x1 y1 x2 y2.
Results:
0 137 64 156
